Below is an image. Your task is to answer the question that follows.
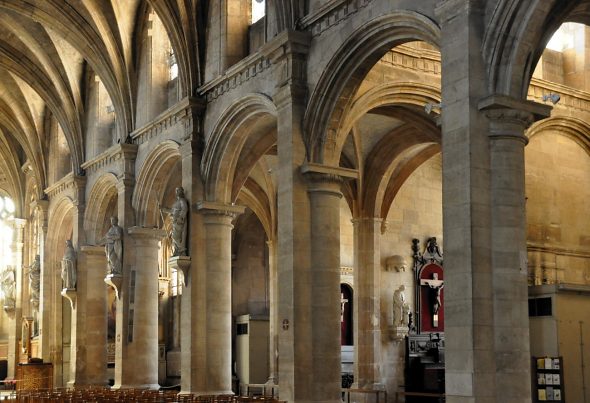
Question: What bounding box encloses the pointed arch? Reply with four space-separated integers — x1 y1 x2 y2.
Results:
133 140 182 227
303 11 440 165
202 93 277 203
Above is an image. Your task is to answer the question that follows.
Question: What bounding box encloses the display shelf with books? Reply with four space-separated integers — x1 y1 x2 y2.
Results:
532 357 564 402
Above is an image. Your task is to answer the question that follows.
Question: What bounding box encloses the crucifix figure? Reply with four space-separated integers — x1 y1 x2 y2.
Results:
420 273 444 327
340 293 349 323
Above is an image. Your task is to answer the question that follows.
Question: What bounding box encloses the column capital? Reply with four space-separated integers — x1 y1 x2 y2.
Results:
127 226 167 241
194 201 245 221
80 245 104 255
479 94 552 143
301 162 357 196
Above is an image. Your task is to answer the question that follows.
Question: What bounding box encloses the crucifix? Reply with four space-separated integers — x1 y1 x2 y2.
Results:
420 273 444 327
340 293 348 323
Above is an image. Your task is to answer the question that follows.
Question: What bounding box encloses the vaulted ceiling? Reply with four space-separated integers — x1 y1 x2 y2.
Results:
0 0 205 208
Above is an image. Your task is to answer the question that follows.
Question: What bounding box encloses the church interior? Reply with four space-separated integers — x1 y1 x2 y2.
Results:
0 0 590 402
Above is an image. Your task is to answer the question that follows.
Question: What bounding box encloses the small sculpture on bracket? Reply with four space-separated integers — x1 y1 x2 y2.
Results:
26 255 41 310
99 216 124 276
61 240 77 290
393 285 410 326
391 284 410 341
160 187 189 257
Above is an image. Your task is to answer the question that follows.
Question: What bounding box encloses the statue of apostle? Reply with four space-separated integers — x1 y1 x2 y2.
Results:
61 240 77 289
160 187 189 256
98 216 124 275
393 285 410 327
27 255 41 309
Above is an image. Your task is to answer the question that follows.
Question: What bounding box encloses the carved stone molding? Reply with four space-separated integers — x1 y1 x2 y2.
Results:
198 54 271 101
44 173 87 200
299 0 374 37
80 143 138 178
130 97 205 145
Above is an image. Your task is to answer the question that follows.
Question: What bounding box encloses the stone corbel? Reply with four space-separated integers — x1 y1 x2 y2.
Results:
168 256 191 286
104 273 123 300
61 288 77 310
390 325 409 342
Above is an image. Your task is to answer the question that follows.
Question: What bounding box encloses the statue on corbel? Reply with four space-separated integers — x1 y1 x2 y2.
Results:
160 187 191 283
61 240 77 309
99 216 124 299
391 284 411 341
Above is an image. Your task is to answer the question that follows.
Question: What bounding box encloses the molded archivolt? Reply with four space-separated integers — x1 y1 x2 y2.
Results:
46 195 74 257
202 93 277 204
482 0 583 98
527 116 590 157
84 173 118 245
338 81 441 160
303 11 440 165
133 140 181 227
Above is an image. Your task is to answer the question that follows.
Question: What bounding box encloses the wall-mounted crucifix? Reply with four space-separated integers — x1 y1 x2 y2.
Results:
420 273 444 327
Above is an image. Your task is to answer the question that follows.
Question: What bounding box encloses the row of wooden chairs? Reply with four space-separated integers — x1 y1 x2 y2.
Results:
10 388 284 403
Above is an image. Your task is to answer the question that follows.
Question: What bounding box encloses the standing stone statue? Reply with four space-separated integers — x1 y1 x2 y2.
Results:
393 285 410 326
1 266 16 310
61 240 77 289
160 187 189 256
27 255 41 309
99 216 124 275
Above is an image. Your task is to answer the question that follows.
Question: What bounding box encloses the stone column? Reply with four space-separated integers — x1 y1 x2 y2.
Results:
352 217 382 389
303 169 345 402
196 202 244 395
437 1 551 401
7 218 26 379
175 108 207 394
68 246 108 387
111 145 140 389
480 97 550 402
32 200 50 362
261 30 313 403
113 227 165 389
266 239 278 385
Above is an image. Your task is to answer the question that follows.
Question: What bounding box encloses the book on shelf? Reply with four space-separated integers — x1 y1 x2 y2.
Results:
546 386 554 401
537 373 545 385
553 388 562 400
538 388 547 401
537 358 546 369
545 373 553 385
553 358 560 370
545 358 553 369
552 373 560 385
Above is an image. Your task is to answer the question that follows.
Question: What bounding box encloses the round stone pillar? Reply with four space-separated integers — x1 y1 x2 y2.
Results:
486 106 535 402
198 202 244 395
305 172 343 402
114 227 165 389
